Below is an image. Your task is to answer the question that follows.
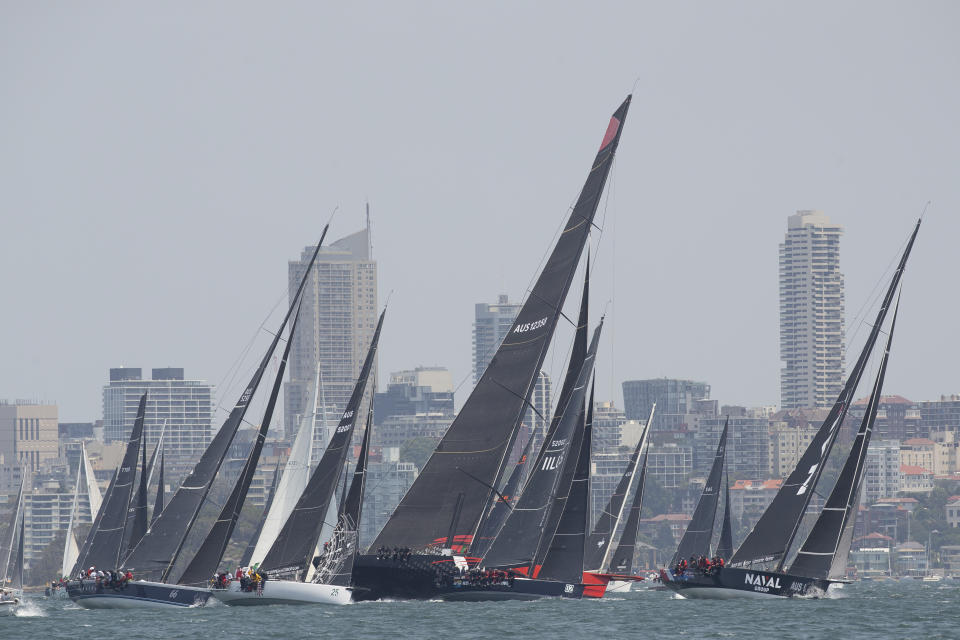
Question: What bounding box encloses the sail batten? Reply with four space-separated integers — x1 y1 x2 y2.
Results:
372 97 630 551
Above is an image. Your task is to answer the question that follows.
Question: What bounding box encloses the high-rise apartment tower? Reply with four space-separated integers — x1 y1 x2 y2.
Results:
779 210 845 410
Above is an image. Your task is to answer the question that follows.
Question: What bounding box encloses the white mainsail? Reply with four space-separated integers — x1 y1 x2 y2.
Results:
82 442 103 518
248 368 321 565
60 465 82 578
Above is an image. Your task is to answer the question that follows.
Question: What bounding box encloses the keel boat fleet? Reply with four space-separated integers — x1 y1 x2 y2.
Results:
3 94 926 611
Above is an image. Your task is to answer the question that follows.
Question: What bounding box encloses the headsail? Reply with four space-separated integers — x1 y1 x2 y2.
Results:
730 219 920 569
240 464 280 567
260 309 385 579
538 381 594 583
470 430 536 558
715 472 734 561
247 366 320 565
123 228 329 581
82 442 103 521
608 452 648 574
790 297 901 579
1 478 24 585
483 322 603 573
151 451 165 527
372 97 630 551
124 420 151 558
61 462 82 578
671 418 728 565
178 299 304 585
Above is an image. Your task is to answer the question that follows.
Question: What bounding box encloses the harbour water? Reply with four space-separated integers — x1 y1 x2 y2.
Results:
4 580 958 639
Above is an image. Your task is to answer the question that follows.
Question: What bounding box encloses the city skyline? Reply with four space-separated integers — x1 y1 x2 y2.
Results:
2 3 958 423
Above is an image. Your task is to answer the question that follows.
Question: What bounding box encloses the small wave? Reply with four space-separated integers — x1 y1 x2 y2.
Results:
14 601 46 617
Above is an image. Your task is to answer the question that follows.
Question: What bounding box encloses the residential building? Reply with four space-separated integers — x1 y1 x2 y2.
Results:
638 513 691 545
0 401 58 475
622 378 711 432
900 464 934 494
729 479 783 530
373 367 455 425
768 419 818 478
946 496 960 528
23 479 93 563
941 545 960 576
284 224 378 460
894 541 927 577
779 210 844 410
592 401 628 453
377 413 452 449
646 443 692 488
919 395 960 436
850 548 891 578
696 414 770 479
849 395 921 442
590 450 634 527
864 439 901 504
102 367 214 463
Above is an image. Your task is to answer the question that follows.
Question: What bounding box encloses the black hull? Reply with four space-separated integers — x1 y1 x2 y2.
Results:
66 579 211 608
659 567 836 599
351 554 584 601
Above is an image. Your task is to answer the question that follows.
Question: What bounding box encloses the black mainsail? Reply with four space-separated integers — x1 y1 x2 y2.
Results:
671 419 728 565
124 424 151 558
538 382 594 583
372 97 630 551
790 299 900 580
178 300 304 585
730 219 920 570
483 323 602 573
260 309 385 579
152 452 165 527
123 228 328 581
82 393 146 571
608 452 648 574
715 472 734 561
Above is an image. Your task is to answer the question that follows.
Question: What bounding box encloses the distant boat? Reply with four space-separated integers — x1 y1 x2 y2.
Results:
352 95 631 602
0 478 24 616
661 220 919 599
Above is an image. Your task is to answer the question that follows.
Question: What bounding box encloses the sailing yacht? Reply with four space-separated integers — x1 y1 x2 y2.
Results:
660 220 920 599
210 310 385 606
350 96 631 602
67 229 328 609
0 479 24 616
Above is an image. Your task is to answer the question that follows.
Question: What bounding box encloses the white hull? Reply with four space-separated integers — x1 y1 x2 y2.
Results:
212 580 352 606
0 599 20 616
605 580 633 593
672 585 786 600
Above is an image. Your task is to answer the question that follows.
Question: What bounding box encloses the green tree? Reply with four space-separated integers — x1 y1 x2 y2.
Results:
653 522 676 557
399 437 440 470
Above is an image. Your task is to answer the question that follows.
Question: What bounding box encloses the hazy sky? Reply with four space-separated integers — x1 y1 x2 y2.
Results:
2 2 958 422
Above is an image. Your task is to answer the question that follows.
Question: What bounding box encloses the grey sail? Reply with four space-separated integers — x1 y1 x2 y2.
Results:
82 393 147 571
538 381 595 583
240 464 280 567
790 298 900 579
371 97 631 552
123 228 329 581
671 419 728 566
124 423 151 559
260 309 385 579
483 322 603 573
178 299 304 585
730 219 920 570
470 430 536 558
715 472 734 561
152 452 165 527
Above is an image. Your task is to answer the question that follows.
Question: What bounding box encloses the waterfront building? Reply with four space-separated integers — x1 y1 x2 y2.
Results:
900 464 934 494
283 224 378 460
850 547 891 578
0 401 58 475
102 367 214 463
945 496 960 528
864 439 902 504
23 478 93 563
894 541 927 577
779 210 844 410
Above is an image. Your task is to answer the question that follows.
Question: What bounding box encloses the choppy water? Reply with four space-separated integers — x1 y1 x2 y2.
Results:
4 580 958 640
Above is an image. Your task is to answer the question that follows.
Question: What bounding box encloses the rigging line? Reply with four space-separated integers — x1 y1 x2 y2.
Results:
455 468 513 510
489 377 547 424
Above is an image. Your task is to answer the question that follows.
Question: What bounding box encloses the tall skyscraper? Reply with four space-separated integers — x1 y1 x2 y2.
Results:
473 294 551 454
779 210 845 410
284 223 378 461
621 378 711 432
102 367 214 463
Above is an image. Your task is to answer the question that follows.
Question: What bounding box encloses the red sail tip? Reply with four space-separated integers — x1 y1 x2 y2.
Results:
599 116 621 150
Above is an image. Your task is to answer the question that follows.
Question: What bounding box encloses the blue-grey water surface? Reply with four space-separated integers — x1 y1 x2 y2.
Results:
4 580 957 640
